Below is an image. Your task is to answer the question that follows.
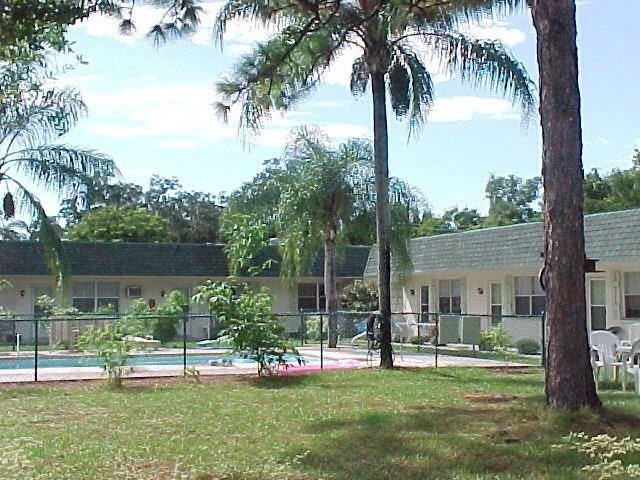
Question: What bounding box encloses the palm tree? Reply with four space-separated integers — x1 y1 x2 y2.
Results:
214 0 535 367
529 0 601 408
225 126 422 347
0 60 119 292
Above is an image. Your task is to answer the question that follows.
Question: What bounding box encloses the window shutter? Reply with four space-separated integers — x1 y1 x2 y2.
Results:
504 275 514 315
460 278 467 314
429 279 437 314
612 271 621 320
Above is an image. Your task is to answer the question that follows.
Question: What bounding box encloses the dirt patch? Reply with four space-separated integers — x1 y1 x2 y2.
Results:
0 374 253 391
464 393 518 403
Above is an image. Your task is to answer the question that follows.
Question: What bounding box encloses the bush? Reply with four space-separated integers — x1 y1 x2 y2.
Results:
516 338 541 355
304 315 327 341
479 325 510 352
340 280 378 311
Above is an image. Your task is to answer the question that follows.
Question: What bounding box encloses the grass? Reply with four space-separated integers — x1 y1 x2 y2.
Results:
2 368 640 479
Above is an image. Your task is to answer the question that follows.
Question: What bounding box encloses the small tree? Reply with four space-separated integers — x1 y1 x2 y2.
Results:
193 281 295 376
75 307 146 388
152 290 186 342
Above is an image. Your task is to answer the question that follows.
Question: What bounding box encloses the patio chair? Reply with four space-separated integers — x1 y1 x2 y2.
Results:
589 330 623 387
623 340 640 394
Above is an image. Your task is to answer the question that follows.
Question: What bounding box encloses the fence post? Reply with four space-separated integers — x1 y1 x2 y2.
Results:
540 311 546 368
34 316 39 382
435 313 439 368
319 313 324 370
182 305 189 376
300 310 305 346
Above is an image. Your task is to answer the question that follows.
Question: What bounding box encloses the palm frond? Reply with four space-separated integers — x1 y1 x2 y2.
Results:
216 19 349 142
426 31 536 126
387 44 435 137
7 146 117 197
350 56 369 96
13 187 70 294
401 0 526 32
1 85 87 152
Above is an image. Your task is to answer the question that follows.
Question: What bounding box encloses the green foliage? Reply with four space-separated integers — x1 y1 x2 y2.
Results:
60 175 224 243
221 213 272 277
556 432 640 479
484 174 542 226
304 315 327 342
75 308 146 387
584 152 640 214
516 338 541 355
0 60 117 293
152 290 186 342
193 281 295 375
0 1 203 62
479 324 510 352
66 206 176 243
340 280 379 312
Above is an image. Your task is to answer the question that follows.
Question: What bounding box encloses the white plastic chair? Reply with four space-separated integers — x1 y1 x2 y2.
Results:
589 330 623 387
623 340 640 394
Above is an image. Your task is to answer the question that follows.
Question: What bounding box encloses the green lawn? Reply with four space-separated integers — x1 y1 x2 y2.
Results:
2 368 640 480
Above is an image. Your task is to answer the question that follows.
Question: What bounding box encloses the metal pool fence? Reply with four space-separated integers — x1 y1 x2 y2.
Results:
0 311 543 382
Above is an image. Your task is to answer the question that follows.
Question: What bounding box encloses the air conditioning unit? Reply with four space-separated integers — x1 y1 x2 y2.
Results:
125 286 142 298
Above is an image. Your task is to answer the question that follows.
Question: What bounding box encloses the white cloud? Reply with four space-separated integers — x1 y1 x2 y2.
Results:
155 139 201 149
428 96 519 123
634 138 640 149
311 100 347 109
584 136 612 147
82 83 223 140
322 123 371 140
466 21 527 47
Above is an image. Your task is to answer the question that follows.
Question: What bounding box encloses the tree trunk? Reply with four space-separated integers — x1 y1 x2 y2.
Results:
530 0 601 409
371 70 393 368
325 228 339 348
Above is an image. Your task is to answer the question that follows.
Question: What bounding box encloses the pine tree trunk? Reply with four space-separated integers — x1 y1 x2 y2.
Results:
371 70 393 368
325 229 339 348
530 0 601 409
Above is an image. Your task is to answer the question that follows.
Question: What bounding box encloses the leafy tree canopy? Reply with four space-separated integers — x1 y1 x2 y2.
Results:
0 0 203 62
484 174 541 226
59 175 224 243
584 150 640 214
66 206 176 243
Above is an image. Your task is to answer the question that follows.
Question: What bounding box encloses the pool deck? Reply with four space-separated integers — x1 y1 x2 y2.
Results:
0 345 529 383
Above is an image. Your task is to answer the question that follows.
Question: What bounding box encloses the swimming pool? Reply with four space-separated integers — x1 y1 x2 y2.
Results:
0 352 311 370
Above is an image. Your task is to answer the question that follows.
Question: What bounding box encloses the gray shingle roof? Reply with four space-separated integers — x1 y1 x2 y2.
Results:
0 242 370 278
364 208 640 275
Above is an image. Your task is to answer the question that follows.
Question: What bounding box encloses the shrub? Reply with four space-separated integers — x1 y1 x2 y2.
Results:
479 325 510 352
516 338 541 355
152 290 186 342
193 281 297 376
340 280 378 311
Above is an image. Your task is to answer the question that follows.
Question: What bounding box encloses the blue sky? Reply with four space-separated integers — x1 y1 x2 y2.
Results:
50 0 640 217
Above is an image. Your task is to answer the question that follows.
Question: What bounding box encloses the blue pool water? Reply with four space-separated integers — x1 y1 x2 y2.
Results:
0 352 310 370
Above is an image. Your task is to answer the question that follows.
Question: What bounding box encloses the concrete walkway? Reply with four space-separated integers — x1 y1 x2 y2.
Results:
0 346 529 383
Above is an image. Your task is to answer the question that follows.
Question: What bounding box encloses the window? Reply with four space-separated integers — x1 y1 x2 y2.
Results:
590 279 607 329
72 282 119 313
420 285 429 322
514 276 545 315
439 279 461 314
297 283 325 311
624 272 640 318
490 282 502 325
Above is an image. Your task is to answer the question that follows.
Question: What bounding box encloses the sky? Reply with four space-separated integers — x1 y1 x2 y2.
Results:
45 0 640 217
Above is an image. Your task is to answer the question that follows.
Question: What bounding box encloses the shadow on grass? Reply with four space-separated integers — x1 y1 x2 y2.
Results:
275 368 640 480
